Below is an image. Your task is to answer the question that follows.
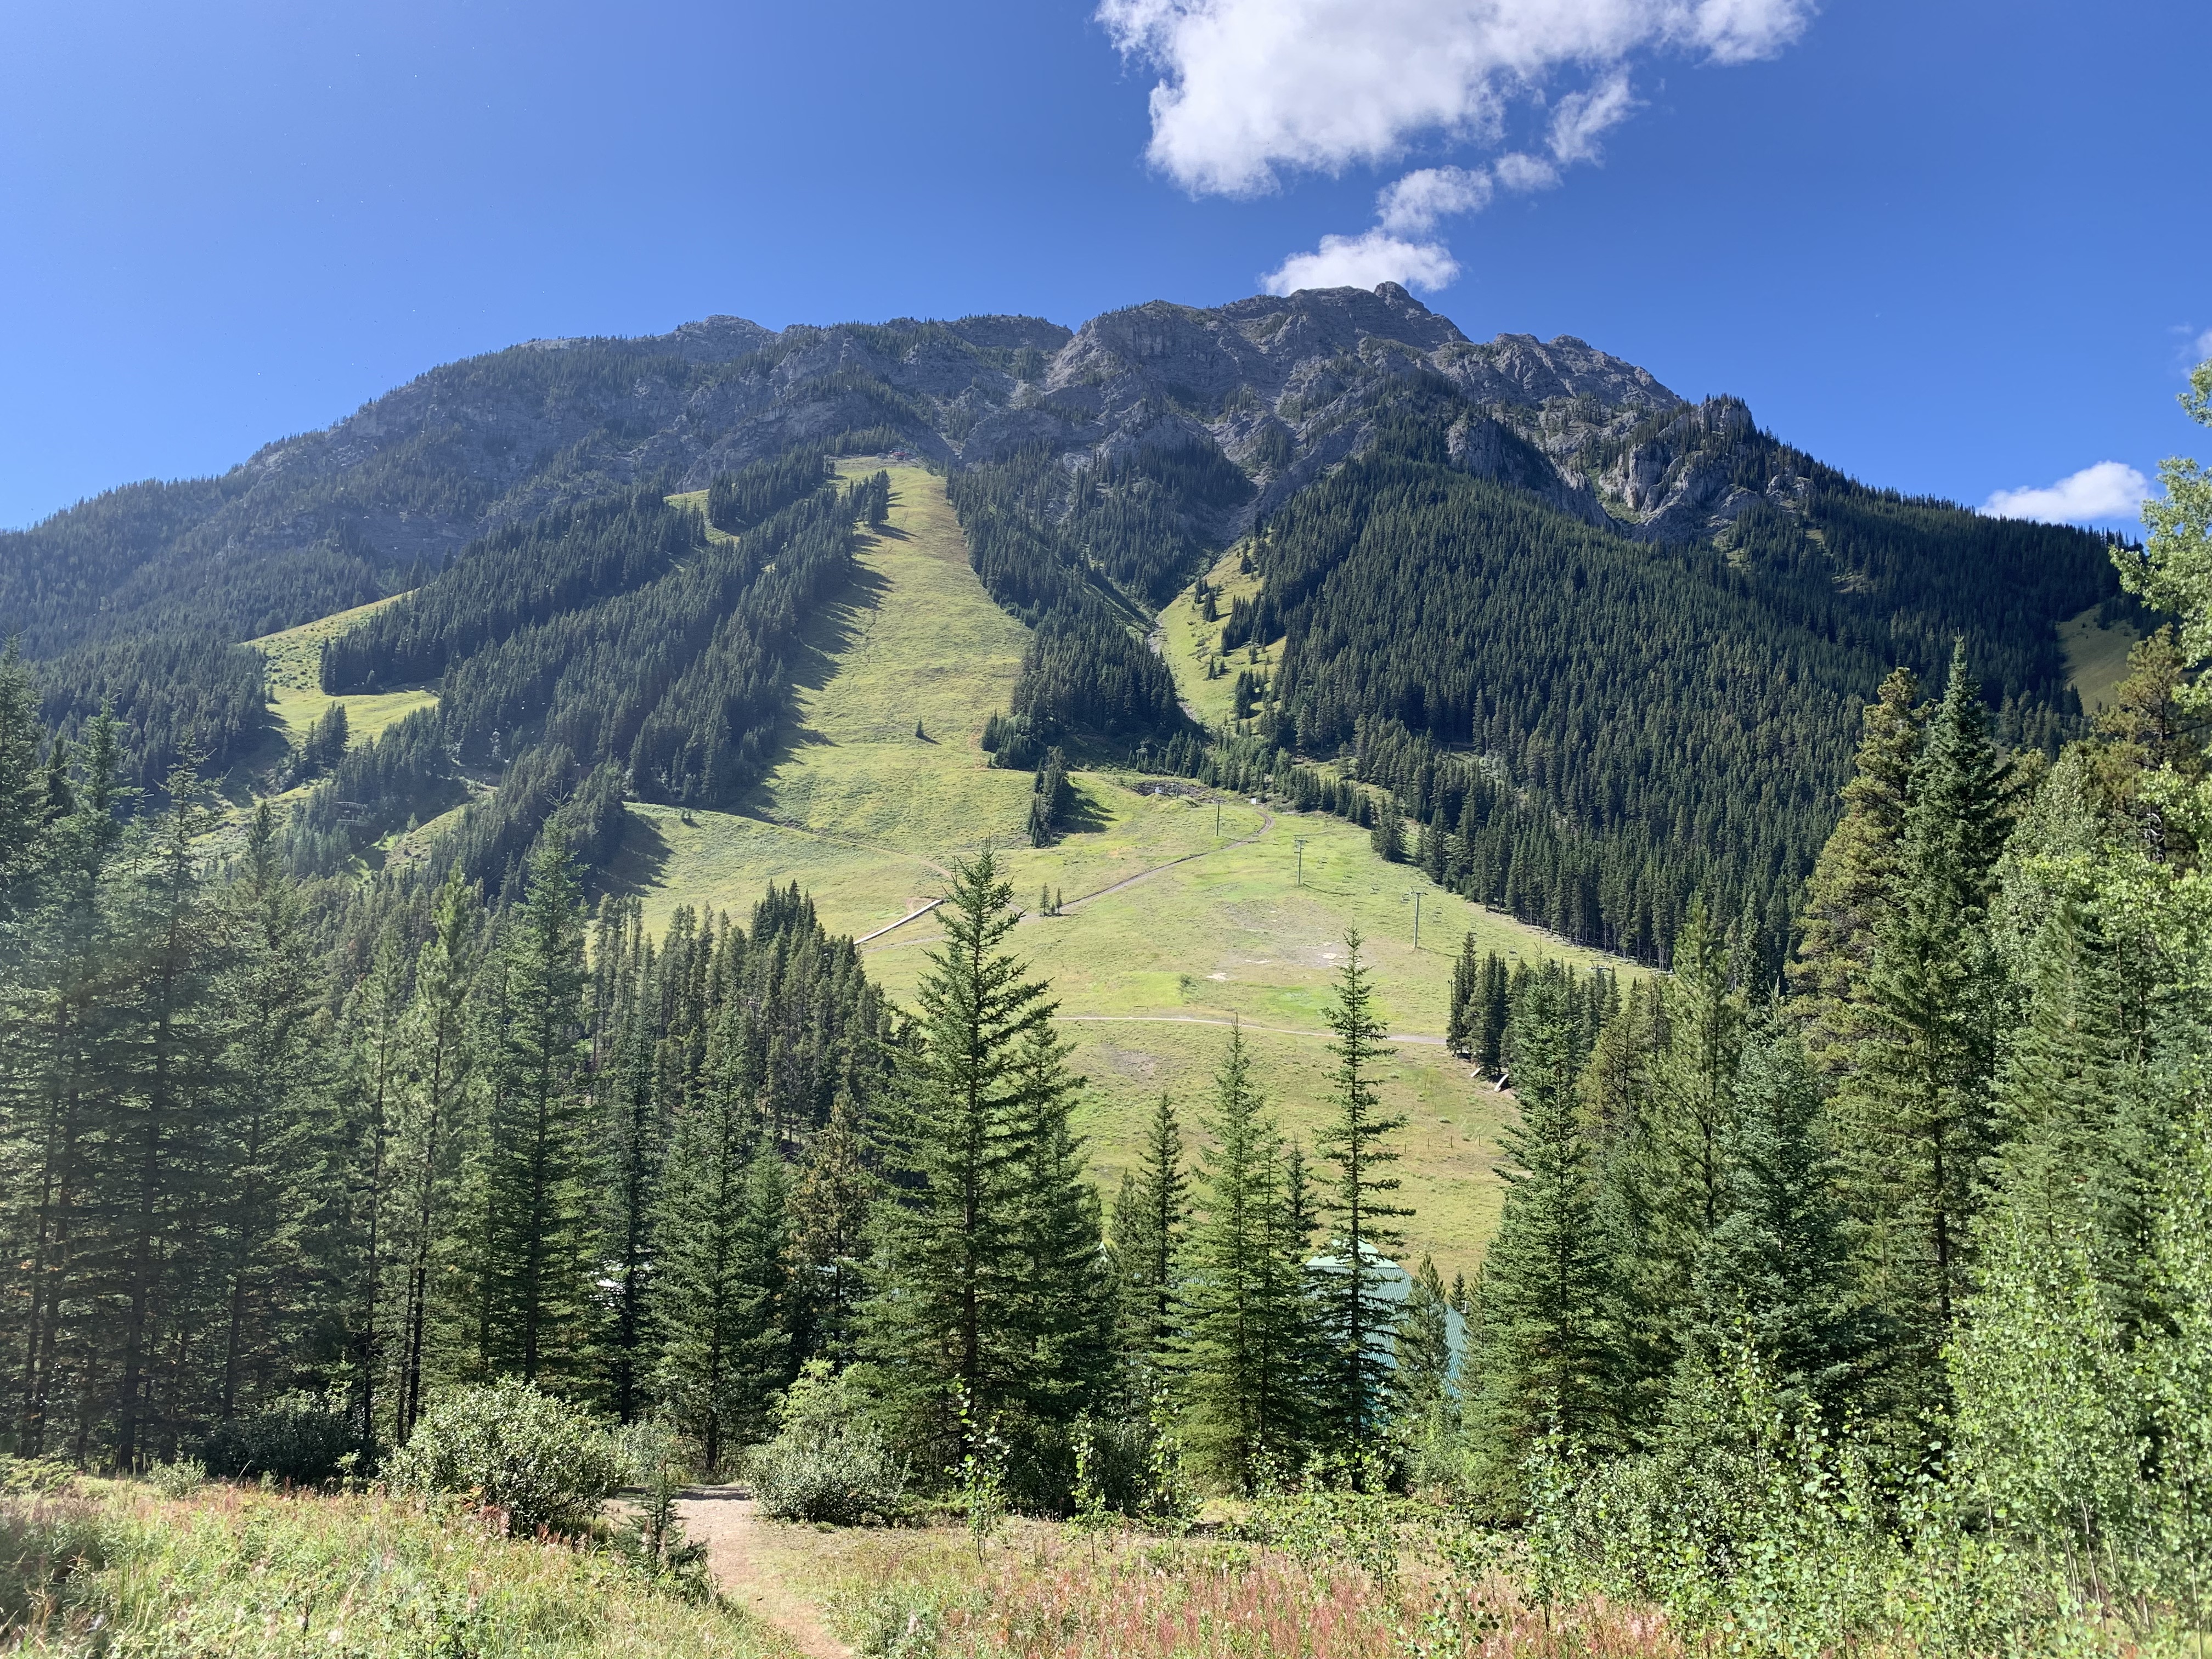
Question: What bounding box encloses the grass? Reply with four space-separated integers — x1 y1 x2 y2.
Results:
0 1475 797 1657
2058 602 2143 716
606 464 1638 1282
245 593 438 751
762 1511 1678 1659
1156 544 1275 727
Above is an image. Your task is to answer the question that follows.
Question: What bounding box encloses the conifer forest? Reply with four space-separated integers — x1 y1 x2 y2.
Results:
2 300 2211 1656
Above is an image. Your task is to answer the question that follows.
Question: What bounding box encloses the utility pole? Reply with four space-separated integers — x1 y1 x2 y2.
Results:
1215 797 1222 837
1403 889 1422 949
1293 836 1308 886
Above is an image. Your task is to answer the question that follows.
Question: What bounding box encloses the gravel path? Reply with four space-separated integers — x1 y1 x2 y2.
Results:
674 1487 853 1659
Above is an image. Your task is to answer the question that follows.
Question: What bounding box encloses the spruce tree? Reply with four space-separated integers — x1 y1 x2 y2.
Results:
652 1008 782 1474
788 1093 874 1367
1468 971 1620 1505
479 832 596 1390
110 760 229 1465
1445 933 1480 1057
1791 667 1925 1076
1855 641 2011 1414
1313 932 1408 1470
394 865 481 1445
1476 951 1510 1076
1111 1092 1187 1387
598 951 666 1423
1180 1026 1311 1488
1681 1018 1861 1414
1005 1023 1108 1434
1391 1254 1459 1473
857 850 1096 1470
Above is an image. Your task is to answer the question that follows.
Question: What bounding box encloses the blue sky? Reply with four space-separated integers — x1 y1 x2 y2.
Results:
2 0 2205 532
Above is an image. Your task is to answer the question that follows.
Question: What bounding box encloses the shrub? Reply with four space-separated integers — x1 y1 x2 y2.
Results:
746 1361 910 1526
145 1458 206 1499
383 1378 622 1534
199 1389 357 1483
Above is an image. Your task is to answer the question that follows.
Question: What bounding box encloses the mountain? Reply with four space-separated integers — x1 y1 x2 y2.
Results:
0 284 2125 963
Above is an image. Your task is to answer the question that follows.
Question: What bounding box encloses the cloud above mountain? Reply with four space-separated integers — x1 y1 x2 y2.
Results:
1099 0 1813 292
1981 461 2151 526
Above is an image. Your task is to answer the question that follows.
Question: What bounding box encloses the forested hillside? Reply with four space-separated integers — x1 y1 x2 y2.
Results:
1187 410 2119 964
1 285 2123 981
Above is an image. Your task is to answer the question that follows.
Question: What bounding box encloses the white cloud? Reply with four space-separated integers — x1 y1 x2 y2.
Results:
1491 151 1562 193
1981 461 2151 526
2196 327 2212 361
1262 230 1462 295
1547 70 1639 164
1377 166 1494 234
1097 0 1813 196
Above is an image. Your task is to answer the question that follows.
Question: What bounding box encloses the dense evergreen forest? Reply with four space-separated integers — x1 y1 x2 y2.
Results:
947 443 1232 747
1184 410 2122 964
280 465 890 888
3 354 2212 1650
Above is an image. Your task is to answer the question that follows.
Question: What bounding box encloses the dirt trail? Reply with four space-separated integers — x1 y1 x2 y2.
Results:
675 1486 851 1659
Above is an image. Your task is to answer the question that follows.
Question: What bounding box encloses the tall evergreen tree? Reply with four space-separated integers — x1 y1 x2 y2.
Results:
1680 1019 1861 1414
478 833 596 1390
1445 933 1480 1057
1111 1093 1187 1387
1468 972 1621 1508
1854 641 2012 1413
787 1092 874 1367
1791 667 1925 1076
1313 933 1408 1469
857 850 1103 1472
393 866 481 1446
1178 1027 1312 1487
210 807 322 1428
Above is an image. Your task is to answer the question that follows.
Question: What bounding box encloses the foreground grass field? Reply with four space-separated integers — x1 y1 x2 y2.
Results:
607 464 1631 1279
0 1474 794 1657
686 1494 1677 1659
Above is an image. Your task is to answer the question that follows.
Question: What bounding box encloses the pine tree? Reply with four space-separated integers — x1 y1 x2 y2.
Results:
1854 641 2012 1414
337 928 408 1451
1111 1092 1186 1388
1370 797 1405 863
1476 952 1510 1076
1791 667 1925 1076
1313 932 1408 1470
1181 1026 1313 1487
5 712 127 1458
788 1093 874 1366
652 1000 779 1475
1445 933 1480 1057
1391 1254 1459 1474
1681 1018 1861 1414
208 808 321 1424
857 850 1096 1470
2086 625 2204 863
110 759 229 1465
394 865 481 1445
598 947 666 1423
1005 1023 1108 1434
479 832 596 1390
1645 900 1746 1301
1468 971 1621 1506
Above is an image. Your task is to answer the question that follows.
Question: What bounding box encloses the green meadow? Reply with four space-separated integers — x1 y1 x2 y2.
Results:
606 464 1632 1279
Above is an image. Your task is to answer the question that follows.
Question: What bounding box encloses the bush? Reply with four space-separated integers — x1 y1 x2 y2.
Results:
383 1379 622 1534
145 1458 206 1499
199 1389 357 1483
746 1362 910 1526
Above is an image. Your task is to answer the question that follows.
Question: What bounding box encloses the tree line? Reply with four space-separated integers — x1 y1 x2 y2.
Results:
1210 413 2117 964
